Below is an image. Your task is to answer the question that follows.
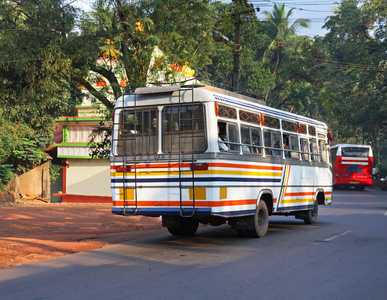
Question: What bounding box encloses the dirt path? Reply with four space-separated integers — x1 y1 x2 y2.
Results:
0 200 162 270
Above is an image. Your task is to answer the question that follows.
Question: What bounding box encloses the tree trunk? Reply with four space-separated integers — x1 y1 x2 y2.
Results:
371 129 381 167
265 47 281 102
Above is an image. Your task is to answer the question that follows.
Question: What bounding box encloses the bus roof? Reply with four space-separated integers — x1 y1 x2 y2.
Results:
116 84 328 129
331 144 372 149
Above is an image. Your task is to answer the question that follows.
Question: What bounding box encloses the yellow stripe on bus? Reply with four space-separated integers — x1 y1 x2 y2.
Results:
281 198 314 204
111 170 282 177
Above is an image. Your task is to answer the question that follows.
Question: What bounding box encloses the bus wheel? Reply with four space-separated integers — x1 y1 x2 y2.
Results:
304 200 318 224
167 218 199 236
246 201 269 238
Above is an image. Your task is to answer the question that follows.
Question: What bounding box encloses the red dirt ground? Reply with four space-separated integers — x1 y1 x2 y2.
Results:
0 198 163 270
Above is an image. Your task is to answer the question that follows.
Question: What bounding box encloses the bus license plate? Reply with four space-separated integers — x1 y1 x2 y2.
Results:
350 181 359 184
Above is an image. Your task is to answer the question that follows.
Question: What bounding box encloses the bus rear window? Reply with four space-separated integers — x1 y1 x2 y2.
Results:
162 103 206 154
116 107 158 155
342 147 369 157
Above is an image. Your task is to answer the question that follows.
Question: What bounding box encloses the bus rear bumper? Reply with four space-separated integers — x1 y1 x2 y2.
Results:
111 206 212 217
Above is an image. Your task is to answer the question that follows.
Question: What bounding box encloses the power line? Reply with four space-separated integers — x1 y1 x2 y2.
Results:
250 0 338 5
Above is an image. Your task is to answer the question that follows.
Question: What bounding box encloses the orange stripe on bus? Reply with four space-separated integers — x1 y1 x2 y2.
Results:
113 199 257 208
285 192 315 197
209 163 283 171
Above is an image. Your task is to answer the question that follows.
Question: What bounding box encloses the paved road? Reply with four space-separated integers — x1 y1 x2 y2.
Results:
1 189 386 300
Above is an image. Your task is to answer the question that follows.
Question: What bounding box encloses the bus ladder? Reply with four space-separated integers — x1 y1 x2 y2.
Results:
122 161 138 216
178 86 196 217
122 91 138 216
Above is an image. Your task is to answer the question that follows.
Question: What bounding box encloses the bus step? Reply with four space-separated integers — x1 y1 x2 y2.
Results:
123 207 138 216
180 207 196 217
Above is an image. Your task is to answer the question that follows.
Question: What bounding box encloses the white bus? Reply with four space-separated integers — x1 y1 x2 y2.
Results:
110 84 332 237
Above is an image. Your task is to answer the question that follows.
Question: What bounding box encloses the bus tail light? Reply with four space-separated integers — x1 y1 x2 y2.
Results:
191 163 209 171
116 165 132 172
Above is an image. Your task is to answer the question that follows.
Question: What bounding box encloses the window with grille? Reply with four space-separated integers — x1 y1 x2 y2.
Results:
263 115 280 129
162 103 206 154
299 124 307 134
117 107 158 155
218 105 237 119
308 126 316 136
282 120 297 132
239 110 260 125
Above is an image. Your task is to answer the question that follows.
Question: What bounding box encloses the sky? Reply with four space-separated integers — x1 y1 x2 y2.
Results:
71 0 342 37
251 0 342 37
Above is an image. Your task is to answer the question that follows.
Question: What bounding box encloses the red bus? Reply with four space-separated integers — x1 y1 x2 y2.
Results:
331 144 373 190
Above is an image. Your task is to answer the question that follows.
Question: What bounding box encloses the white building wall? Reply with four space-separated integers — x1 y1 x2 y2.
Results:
58 147 91 158
66 158 111 196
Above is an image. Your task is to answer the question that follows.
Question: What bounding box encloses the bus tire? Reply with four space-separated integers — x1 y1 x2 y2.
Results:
167 218 199 236
304 200 318 224
246 200 269 238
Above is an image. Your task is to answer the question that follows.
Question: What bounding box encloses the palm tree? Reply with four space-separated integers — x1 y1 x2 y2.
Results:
263 4 310 79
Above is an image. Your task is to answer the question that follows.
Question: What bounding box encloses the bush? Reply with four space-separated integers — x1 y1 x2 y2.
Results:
0 165 14 192
0 112 51 189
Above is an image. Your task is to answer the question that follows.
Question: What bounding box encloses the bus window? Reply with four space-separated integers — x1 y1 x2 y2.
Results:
241 127 251 154
301 138 309 160
308 126 316 136
264 130 282 156
218 122 229 151
342 147 369 157
331 148 337 162
219 105 237 119
117 107 158 155
162 103 206 154
251 128 262 155
310 139 319 161
319 140 327 163
264 130 272 156
289 135 300 159
263 116 280 129
283 134 290 157
227 123 239 152
240 110 260 125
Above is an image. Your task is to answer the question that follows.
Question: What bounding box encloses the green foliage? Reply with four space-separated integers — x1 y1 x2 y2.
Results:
49 163 62 183
203 1 274 95
89 120 112 160
319 0 386 167
360 0 387 39
0 165 14 192
261 3 310 77
0 0 385 178
12 137 50 174
0 0 77 181
0 109 49 189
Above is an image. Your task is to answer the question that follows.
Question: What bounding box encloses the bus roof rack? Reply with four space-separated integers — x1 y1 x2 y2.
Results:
134 78 265 105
